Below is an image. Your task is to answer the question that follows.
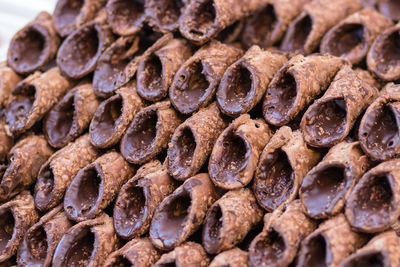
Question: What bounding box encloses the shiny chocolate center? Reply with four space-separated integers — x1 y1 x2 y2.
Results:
26 226 48 262
326 24 364 57
282 14 312 52
169 127 196 173
376 30 400 74
299 234 331 267
202 205 223 253
250 229 286 266
55 0 84 28
6 85 35 131
63 227 94 266
137 55 164 97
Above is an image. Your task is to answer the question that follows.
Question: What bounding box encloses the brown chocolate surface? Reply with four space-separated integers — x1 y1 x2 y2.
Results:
298 233 331 267
53 0 85 36
379 0 400 20
324 23 364 57
281 14 312 52
250 228 286 266
339 251 387 267
106 0 146 36
5 85 35 133
0 209 14 254
146 0 186 32
58 226 94 266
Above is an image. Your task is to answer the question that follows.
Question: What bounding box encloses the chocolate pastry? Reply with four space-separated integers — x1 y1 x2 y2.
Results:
146 0 189 32
64 151 133 222
254 126 320 212
0 191 39 263
297 214 366 267
202 188 263 254
34 134 99 212
301 65 378 148
345 158 400 233
0 134 53 202
90 80 145 149
0 64 21 108
263 54 345 126
136 38 192 102
52 213 118 267
215 20 244 43
5 68 73 136
121 101 181 165
300 141 370 219
170 40 243 114
217 46 287 117
18 205 72 267
209 247 249 267
104 238 160 267
7 12 60 75
153 242 210 267
44 82 100 148
242 0 309 48
378 0 400 21
209 114 272 189
0 122 13 165
106 0 146 36
150 173 217 250
354 67 382 90
249 200 316 267
167 102 227 181
281 0 362 55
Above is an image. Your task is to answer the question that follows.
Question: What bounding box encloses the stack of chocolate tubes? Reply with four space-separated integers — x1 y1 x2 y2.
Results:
1 0 400 266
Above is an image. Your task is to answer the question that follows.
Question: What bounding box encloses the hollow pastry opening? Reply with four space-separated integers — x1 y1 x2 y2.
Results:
26 225 48 262
246 4 277 46
341 251 386 267
112 255 133 267
376 30 400 74
137 54 164 97
35 164 55 208
299 234 330 267
63 227 95 266
251 228 286 266
379 0 400 20
203 205 223 253
216 20 242 43
186 0 216 37
54 0 84 28
169 127 196 172
6 84 36 131
150 0 184 28
0 209 14 253
282 14 312 52
325 23 364 57
107 0 145 33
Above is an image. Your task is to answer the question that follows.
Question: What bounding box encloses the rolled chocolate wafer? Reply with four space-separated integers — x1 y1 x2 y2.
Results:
17 205 72 267
52 213 118 267
254 126 320 212
170 40 243 114
217 46 287 117
297 214 366 267
281 0 362 55
167 102 227 181
209 247 249 267
354 67 382 90
378 0 400 21
146 0 188 32
345 158 400 233
0 134 53 202
44 82 99 148
263 54 345 126
0 191 39 263
64 151 133 222
7 12 60 75
106 0 146 36
0 64 21 109
5 67 73 136
154 242 210 267
90 81 145 149
209 114 271 189
150 173 217 250
301 65 378 148
249 200 316 267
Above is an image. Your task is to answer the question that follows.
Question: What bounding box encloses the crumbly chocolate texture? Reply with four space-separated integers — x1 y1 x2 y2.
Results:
44 82 100 148
263 54 346 126
52 213 118 267
150 173 217 250
17 205 72 267
321 9 393 64
377 0 400 20
34 134 99 212
0 64 21 108
209 247 249 267
0 122 13 164
345 158 400 233
64 151 134 222
146 0 189 32
353 67 382 90
170 40 243 114
121 101 182 165
209 114 272 189
106 0 146 35
90 80 145 149
301 65 378 148
249 200 316 267
254 126 320 212
281 0 362 55
5 68 73 136
154 242 210 267
217 46 287 117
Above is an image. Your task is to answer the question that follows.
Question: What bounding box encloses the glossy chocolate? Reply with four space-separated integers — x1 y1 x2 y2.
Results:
106 0 146 36
6 84 35 134
298 234 331 267
280 14 312 53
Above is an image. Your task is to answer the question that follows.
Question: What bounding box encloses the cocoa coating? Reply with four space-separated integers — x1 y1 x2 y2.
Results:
154 242 210 267
106 0 146 36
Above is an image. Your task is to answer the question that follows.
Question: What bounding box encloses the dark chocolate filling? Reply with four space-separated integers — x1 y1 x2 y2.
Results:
341 251 386 267
379 0 400 21
35 164 55 209
137 54 164 98
244 4 277 47
325 23 364 57
111 255 133 267
250 229 286 266
150 0 184 28
54 0 84 31
169 127 196 173
299 234 331 267
107 0 145 33
186 0 216 37
26 226 48 263
376 30 400 74
63 227 94 266
0 209 14 253
6 84 35 132
202 205 223 253
282 14 312 52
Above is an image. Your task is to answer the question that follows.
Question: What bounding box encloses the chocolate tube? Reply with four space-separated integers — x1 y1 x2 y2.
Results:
209 114 272 189
64 151 133 222
136 38 192 102
301 65 378 148
242 0 310 48
0 64 21 109
254 126 320 212
280 0 362 55
121 101 181 165
150 173 217 250
0 122 13 165
217 46 287 117
354 67 382 90
0 134 53 202
345 158 400 233
202 188 263 254
167 102 227 181
209 247 249 267
114 160 176 239
106 0 146 36
7 12 60 75
297 214 366 267
17 205 72 267
0 191 39 263
378 0 400 21
52 213 118 267
249 200 316 267
5 67 73 136
90 81 145 149
44 82 100 148
34 134 99 212
169 40 243 115
263 54 345 126
146 0 188 32
154 242 210 267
